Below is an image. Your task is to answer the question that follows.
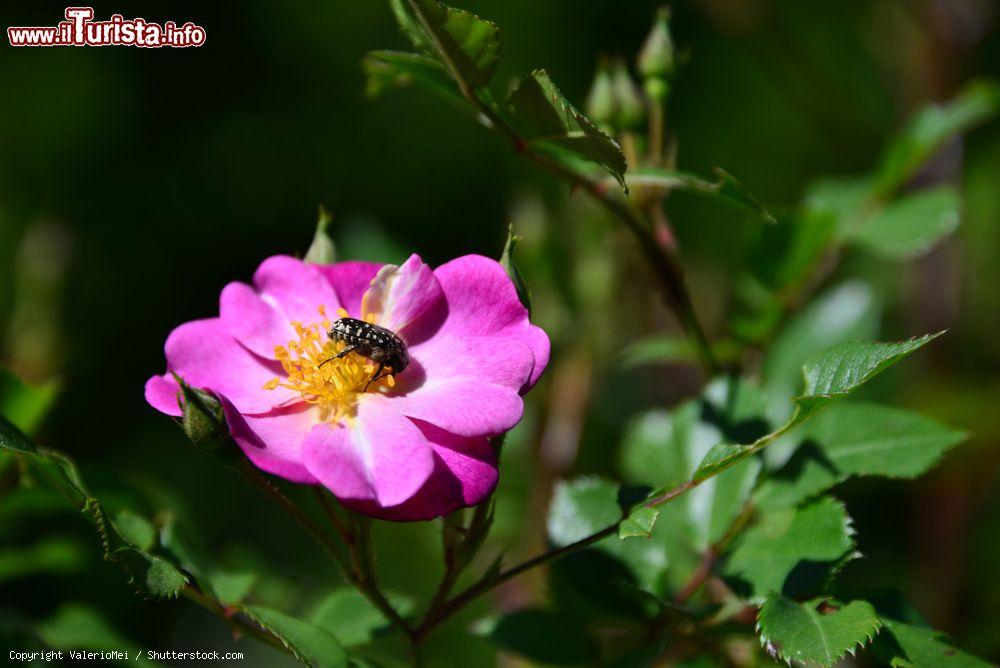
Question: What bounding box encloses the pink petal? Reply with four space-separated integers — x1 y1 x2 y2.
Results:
158 318 296 414
300 394 435 507
221 400 319 484
384 335 532 437
145 374 182 417
430 255 550 388
316 261 383 318
360 254 445 340
252 255 341 327
407 334 535 391
340 421 498 521
219 282 296 359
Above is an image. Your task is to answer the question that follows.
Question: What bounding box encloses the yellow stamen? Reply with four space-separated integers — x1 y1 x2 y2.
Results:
336 307 349 319
365 312 376 324
263 308 392 422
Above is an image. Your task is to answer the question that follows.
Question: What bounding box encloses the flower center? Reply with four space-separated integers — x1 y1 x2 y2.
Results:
263 307 387 422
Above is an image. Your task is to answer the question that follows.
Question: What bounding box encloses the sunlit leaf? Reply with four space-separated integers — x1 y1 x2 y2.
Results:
722 496 855 602
756 402 966 510
758 595 880 667
695 333 941 481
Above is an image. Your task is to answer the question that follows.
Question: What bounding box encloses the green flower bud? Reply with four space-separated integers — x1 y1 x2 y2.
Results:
175 376 228 450
585 57 617 128
612 58 645 130
638 7 676 84
305 205 336 265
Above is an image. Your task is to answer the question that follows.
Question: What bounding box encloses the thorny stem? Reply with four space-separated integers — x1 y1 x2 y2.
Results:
416 502 493 642
404 0 718 377
182 585 290 655
238 461 416 642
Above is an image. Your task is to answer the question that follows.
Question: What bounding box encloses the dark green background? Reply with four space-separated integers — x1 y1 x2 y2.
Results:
2 0 999 664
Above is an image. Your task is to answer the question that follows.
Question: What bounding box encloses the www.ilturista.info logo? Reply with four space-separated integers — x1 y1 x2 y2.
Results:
8 7 206 48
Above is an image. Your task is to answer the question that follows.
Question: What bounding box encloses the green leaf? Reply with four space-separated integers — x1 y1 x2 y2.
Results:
389 0 434 54
361 50 472 116
404 0 501 89
627 167 775 224
37 604 158 667
756 402 967 510
305 205 337 265
850 186 961 261
0 414 36 453
548 477 622 546
499 224 531 313
722 496 855 602
762 281 881 416
113 509 157 552
242 605 349 668
876 79 1000 194
0 426 188 599
507 69 627 188
159 522 256 606
487 609 599 665
801 332 940 401
0 537 87 583
547 478 680 599
0 370 60 436
864 589 992 667
758 595 880 667
619 506 659 540
694 333 942 482
621 377 768 548
310 588 415 647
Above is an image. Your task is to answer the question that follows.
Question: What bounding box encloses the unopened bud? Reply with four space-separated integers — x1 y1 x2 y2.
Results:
176 377 228 450
638 7 676 96
612 58 645 130
585 57 616 129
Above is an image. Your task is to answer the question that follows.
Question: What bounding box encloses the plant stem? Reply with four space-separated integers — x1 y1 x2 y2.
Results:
313 487 354 545
238 461 415 641
181 585 290 655
417 501 492 640
649 101 664 165
404 0 718 377
674 502 755 604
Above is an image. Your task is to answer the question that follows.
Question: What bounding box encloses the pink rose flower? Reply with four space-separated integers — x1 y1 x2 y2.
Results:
145 254 549 520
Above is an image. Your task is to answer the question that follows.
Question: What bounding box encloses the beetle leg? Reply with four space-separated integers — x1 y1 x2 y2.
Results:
319 345 357 368
363 362 387 391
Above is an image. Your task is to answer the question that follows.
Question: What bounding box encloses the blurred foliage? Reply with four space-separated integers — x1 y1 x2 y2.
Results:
2 0 1000 666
